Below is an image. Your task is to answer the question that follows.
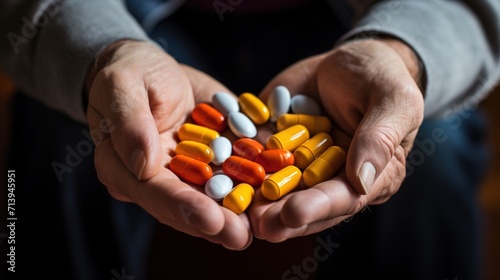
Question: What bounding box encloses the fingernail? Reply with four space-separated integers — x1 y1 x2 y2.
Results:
131 149 146 180
358 162 376 194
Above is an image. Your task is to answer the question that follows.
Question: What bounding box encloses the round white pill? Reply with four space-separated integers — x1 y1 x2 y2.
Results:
205 174 234 201
290 94 321 115
212 91 239 116
209 136 232 165
228 112 257 138
267 85 291 122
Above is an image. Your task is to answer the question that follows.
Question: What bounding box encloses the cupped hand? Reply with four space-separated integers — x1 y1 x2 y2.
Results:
250 38 425 241
86 40 252 249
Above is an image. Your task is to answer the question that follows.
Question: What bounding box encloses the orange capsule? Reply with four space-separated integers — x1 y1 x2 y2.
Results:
222 156 266 187
168 155 213 186
191 103 227 132
232 138 265 161
255 149 294 173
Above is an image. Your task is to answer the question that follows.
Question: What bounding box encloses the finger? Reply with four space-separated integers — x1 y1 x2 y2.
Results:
181 64 235 104
345 84 423 195
202 209 253 250
88 69 163 181
94 139 226 236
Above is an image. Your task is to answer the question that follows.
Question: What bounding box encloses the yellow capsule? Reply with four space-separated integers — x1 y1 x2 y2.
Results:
303 146 346 188
238 92 270 125
174 140 213 164
177 123 219 146
276 114 332 135
293 132 333 169
223 183 254 214
261 165 302 201
266 124 310 152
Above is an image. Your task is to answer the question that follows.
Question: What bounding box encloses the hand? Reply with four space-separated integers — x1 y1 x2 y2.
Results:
86 40 252 249
249 38 424 241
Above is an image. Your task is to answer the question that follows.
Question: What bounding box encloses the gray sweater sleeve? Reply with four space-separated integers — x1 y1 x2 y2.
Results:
0 0 150 124
340 0 500 118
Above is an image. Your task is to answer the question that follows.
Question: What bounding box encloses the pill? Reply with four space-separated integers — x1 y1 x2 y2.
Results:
212 91 239 116
222 156 266 187
276 114 331 135
291 94 321 115
266 124 310 152
238 92 270 125
169 155 213 186
255 149 294 173
223 183 254 214
205 174 234 201
228 112 257 138
209 136 232 165
174 140 213 164
303 146 346 188
293 132 333 169
191 103 227 132
177 123 219 146
254 125 274 146
267 85 291 122
232 138 265 161
261 165 302 201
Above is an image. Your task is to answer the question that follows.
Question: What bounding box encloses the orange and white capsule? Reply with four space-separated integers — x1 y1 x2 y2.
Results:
222 156 266 187
266 124 310 152
293 132 333 169
169 155 213 186
232 138 265 161
177 123 219 146
303 146 346 188
174 140 213 164
255 149 294 173
223 183 254 214
276 114 331 135
238 92 270 125
191 103 227 132
261 165 302 201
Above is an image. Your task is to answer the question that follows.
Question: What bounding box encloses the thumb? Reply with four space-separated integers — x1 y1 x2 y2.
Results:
346 90 423 195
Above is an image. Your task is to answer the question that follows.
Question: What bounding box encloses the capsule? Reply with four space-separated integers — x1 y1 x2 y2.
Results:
290 94 321 115
177 123 219 146
232 138 265 161
261 166 302 201
266 124 310 152
174 141 213 164
209 136 232 165
267 85 291 122
303 146 346 188
191 103 227 132
293 132 333 169
228 112 257 138
212 91 239 116
205 174 234 201
169 155 213 186
238 92 270 125
222 156 266 187
276 114 331 135
223 183 254 214
255 149 294 173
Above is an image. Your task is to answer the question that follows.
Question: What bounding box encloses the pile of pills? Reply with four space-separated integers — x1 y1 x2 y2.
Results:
168 85 346 214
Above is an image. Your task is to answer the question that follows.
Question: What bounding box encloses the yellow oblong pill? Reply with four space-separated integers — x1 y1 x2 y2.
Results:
266 124 310 152
303 146 346 188
223 183 254 214
276 114 331 135
177 123 220 146
261 165 302 201
174 140 213 164
239 92 270 125
293 132 333 169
